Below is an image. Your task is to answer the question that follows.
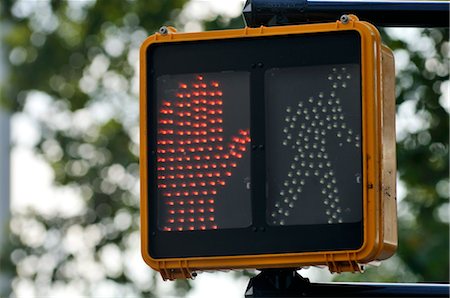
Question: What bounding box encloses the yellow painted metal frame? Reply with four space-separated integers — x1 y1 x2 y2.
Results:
140 15 397 280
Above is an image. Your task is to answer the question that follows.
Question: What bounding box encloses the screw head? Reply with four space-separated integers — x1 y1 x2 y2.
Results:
340 14 350 24
159 26 169 35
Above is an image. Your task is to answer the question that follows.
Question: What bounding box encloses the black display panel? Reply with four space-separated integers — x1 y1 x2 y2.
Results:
156 72 251 231
146 30 364 258
266 64 362 226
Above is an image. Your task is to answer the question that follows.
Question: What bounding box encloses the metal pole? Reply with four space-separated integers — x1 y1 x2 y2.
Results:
243 0 450 27
245 269 450 297
0 108 11 296
0 108 10 249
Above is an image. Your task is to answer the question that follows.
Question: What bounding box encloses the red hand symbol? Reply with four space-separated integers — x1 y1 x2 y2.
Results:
157 75 250 231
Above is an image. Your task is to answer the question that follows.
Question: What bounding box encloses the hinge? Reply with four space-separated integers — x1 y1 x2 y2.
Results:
159 261 195 281
326 253 364 273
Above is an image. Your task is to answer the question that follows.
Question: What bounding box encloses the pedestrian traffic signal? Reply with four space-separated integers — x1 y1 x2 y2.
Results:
140 15 397 280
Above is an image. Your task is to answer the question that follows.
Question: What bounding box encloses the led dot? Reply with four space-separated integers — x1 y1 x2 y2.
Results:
278 209 283 214
284 211 290 216
326 209 331 215
294 155 300 161
285 116 290 122
328 219 333 224
289 202 294 208
308 97 314 103
337 74 342 80
320 178 325 184
280 190 285 196
318 100 323 106
346 74 351 79
332 82 338 89
328 75 333 80
332 67 337 72
300 180 305 185
297 187 302 192
287 134 292 140
283 127 289 133
332 214 337 219
298 102 303 107
271 212 277 218
284 181 289 186
286 106 292 112
342 82 347 88
305 171 310 177
280 220 285 225
288 188 294 194
275 202 280 208
338 219 343 223
330 203 336 208
282 140 288 146
291 164 296 169
290 123 295 129
284 198 289 203
324 199 329 205
337 207 342 213
335 198 340 203
293 194 298 201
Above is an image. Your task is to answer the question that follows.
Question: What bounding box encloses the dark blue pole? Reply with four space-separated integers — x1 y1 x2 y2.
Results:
243 0 450 27
245 269 450 297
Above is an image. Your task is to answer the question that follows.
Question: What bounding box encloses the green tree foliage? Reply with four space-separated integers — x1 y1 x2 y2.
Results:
1 1 190 296
0 1 448 297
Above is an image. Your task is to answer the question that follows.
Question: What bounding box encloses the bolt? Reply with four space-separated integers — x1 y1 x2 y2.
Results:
340 14 350 24
159 26 169 35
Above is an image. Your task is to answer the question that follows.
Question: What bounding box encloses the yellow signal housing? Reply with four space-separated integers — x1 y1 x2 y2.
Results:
140 15 397 280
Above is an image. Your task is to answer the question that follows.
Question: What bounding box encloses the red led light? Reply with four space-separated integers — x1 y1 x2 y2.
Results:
157 75 251 232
